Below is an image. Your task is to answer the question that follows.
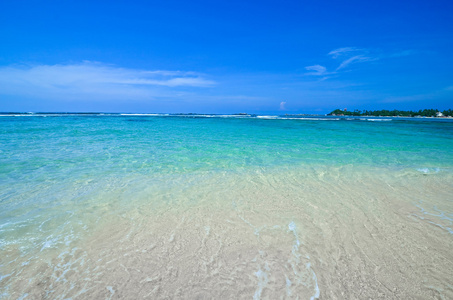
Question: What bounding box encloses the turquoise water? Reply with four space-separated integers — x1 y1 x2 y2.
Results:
2 115 452 173
1 115 453 298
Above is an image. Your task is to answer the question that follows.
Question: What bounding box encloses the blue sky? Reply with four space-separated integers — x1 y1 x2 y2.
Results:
0 0 452 113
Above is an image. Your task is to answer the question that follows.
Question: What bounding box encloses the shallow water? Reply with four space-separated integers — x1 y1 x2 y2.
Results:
1 115 452 299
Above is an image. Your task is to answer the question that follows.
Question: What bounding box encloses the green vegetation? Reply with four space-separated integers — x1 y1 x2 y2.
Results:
328 108 453 117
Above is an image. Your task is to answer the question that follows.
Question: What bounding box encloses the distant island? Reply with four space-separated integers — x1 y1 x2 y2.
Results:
328 108 453 117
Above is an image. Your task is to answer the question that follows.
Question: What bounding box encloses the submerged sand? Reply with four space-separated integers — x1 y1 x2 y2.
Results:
2 167 453 299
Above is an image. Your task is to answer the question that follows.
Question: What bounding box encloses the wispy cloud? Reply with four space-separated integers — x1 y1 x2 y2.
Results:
0 62 215 101
336 55 374 70
328 47 363 59
305 47 380 75
329 47 416 71
329 47 376 71
305 65 329 76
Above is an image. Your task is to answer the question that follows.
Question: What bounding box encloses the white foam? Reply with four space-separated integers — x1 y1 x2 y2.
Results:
173 114 215 118
366 118 392 121
285 117 340 121
0 114 35 117
120 113 168 116
416 168 440 174
106 286 115 300
288 221 300 249
288 221 320 299
414 202 453 235
307 262 320 300
427 221 453 234
253 263 270 300
0 273 12 282
256 115 279 119
0 221 13 229
204 226 210 235
417 168 429 174
217 114 251 118
40 238 56 252
285 276 292 296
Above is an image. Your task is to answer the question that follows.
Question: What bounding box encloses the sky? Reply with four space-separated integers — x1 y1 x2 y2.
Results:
0 0 452 114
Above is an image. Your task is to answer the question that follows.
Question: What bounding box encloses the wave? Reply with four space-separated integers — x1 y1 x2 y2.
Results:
120 113 169 116
365 118 392 122
256 115 279 119
284 117 340 121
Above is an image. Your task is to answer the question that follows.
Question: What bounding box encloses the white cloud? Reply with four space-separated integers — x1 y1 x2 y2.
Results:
329 47 415 71
304 47 382 75
305 47 375 76
336 55 373 70
328 47 362 59
305 65 328 76
0 62 215 101
279 101 286 110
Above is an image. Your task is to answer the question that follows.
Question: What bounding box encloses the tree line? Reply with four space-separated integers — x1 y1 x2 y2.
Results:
328 109 453 117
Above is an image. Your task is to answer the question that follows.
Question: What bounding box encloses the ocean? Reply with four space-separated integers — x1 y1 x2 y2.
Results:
1 114 452 299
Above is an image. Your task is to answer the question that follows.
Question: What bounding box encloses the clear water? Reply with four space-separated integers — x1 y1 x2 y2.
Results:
1 115 453 299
